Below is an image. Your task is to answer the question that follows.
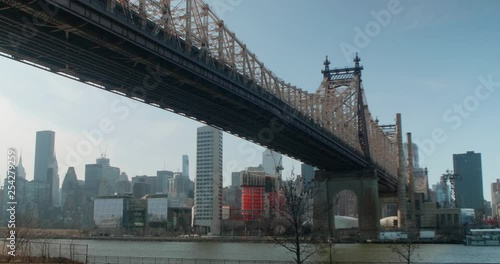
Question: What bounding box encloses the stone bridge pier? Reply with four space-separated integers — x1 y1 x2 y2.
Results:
313 169 380 241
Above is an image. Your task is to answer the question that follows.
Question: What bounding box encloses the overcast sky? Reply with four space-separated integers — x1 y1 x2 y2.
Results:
1 0 499 200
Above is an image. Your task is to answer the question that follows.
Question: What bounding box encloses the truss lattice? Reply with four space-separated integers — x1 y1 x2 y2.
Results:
107 0 398 176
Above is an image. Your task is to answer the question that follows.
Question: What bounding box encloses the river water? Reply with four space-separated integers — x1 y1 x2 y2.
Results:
48 239 500 263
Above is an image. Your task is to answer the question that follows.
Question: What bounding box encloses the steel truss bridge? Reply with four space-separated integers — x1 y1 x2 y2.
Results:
0 0 398 193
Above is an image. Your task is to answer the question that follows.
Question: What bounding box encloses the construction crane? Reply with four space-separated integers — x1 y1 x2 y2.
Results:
440 170 460 208
269 150 284 219
270 150 283 181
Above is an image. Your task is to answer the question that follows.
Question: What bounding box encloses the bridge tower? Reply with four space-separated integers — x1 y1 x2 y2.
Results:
313 54 392 241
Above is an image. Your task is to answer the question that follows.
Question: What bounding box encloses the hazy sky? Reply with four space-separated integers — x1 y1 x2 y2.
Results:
1 0 499 200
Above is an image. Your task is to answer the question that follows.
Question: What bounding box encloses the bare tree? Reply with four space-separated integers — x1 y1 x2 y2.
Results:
2 213 37 262
388 241 418 264
386 220 420 264
266 174 322 264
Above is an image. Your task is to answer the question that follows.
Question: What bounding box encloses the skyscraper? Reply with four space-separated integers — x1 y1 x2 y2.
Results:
262 149 282 176
48 155 59 207
491 179 500 218
194 126 223 235
182 155 189 177
115 172 131 194
84 156 120 198
231 171 241 186
156 170 173 194
33 130 59 207
131 175 157 196
60 167 82 212
16 155 26 179
168 172 194 198
301 164 315 184
34 131 55 182
97 156 120 195
2 154 27 224
25 180 50 220
453 151 484 211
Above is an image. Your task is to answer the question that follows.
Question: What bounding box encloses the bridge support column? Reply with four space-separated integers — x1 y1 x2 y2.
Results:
312 174 332 239
313 169 380 241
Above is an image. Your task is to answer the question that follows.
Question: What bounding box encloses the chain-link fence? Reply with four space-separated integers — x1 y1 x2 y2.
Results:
86 256 493 264
86 258 336 264
88 257 300 264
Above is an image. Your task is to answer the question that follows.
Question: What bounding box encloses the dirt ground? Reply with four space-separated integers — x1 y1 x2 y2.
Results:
0 255 81 263
0 228 81 239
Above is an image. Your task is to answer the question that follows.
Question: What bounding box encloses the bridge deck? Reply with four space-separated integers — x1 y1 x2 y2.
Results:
0 0 397 193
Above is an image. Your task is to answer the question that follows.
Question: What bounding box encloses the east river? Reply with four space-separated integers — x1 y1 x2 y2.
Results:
47 239 500 263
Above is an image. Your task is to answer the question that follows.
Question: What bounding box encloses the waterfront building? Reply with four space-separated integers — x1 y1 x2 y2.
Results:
94 194 192 235
146 194 169 233
194 126 223 235
93 195 130 232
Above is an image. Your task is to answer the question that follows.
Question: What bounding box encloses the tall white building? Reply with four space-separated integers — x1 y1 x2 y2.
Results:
194 126 223 235
262 149 282 176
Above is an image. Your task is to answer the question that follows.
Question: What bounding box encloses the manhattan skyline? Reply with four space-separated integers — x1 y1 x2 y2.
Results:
0 0 499 200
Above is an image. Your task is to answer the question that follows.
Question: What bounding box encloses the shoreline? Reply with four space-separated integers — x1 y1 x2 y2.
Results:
31 235 469 245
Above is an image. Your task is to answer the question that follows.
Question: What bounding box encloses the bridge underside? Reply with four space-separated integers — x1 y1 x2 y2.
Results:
0 0 397 193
